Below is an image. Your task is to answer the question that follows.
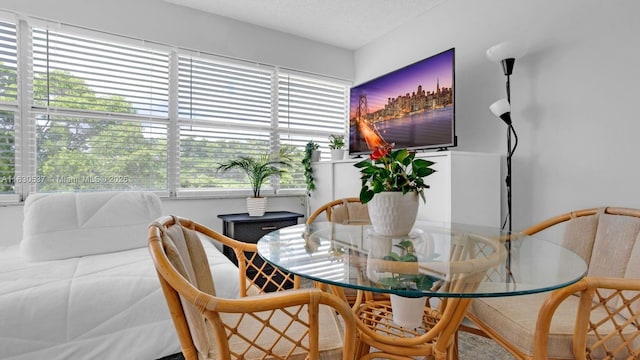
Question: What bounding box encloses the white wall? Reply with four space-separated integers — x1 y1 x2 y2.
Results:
356 0 640 230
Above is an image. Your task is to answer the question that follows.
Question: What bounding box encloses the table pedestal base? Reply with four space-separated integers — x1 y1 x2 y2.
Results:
354 297 472 360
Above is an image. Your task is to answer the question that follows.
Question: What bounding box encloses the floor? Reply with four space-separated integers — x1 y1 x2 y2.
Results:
158 331 516 359
458 331 516 359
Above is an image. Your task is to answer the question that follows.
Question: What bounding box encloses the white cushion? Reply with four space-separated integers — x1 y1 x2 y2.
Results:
20 191 162 261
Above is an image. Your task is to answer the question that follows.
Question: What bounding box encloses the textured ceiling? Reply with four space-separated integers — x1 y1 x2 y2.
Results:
163 0 446 50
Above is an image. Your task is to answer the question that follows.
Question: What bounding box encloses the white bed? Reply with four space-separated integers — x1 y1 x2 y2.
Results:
0 192 240 360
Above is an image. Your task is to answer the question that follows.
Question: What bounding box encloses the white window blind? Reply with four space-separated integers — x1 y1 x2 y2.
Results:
31 26 169 192
177 56 273 192
0 20 17 195
0 11 350 201
0 110 15 194
0 20 17 104
34 113 167 191
32 28 169 115
278 71 348 190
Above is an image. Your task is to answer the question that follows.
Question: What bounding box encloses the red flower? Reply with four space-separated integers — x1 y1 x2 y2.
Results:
354 147 436 204
369 145 392 160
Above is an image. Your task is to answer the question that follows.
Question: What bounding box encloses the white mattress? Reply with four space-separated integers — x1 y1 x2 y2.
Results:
0 239 240 360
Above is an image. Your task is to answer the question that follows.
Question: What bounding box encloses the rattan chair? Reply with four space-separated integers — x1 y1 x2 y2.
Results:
466 207 640 360
306 197 377 306
306 197 370 225
148 215 357 360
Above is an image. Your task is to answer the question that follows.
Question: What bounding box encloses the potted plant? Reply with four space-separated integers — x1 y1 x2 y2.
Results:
354 146 436 236
379 239 438 290
302 141 320 195
377 238 439 328
328 134 346 161
216 147 293 216
308 141 321 162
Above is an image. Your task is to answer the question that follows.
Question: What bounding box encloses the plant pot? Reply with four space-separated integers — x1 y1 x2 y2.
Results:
330 149 345 161
311 150 321 162
390 294 427 328
368 192 419 236
247 197 266 217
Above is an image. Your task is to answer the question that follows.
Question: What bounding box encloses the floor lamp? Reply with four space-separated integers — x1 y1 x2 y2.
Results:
487 41 525 283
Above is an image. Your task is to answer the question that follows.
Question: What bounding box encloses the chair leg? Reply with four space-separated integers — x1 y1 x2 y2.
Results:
448 333 459 360
355 341 371 359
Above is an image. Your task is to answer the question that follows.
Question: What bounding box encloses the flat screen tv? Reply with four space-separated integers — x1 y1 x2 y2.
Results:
349 48 456 156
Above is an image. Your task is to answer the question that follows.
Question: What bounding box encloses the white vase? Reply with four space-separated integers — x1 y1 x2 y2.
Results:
367 192 419 236
311 150 321 162
390 294 427 328
247 197 266 216
330 149 345 161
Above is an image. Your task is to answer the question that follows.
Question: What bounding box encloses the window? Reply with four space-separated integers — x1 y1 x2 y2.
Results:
0 20 17 197
278 71 349 190
0 110 15 194
31 27 169 193
177 56 273 193
0 13 349 201
0 20 17 104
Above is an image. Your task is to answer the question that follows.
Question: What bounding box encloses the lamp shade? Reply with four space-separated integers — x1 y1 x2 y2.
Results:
490 98 512 125
487 41 526 76
486 41 526 62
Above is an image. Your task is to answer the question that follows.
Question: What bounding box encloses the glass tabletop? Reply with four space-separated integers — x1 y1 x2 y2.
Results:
256 221 587 298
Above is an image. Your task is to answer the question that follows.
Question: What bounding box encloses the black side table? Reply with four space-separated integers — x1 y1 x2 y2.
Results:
218 211 304 291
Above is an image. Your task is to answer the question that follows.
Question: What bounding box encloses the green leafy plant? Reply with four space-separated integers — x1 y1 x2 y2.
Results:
302 141 319 193
216 147 293 198
328 134 345 150
379 239 439 291
354 146 436 204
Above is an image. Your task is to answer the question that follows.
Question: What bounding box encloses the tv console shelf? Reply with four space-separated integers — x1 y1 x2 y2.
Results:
309 151 501 227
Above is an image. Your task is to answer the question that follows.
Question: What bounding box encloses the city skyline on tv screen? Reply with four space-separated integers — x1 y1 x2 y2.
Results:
349 49 453 115
349 48 455 154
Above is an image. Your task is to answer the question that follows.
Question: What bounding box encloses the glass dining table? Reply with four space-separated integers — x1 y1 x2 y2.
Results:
256 220 587 359
257 221 587 298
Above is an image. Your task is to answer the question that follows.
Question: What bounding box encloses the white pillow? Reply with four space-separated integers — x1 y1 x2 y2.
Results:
20 191 162 261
